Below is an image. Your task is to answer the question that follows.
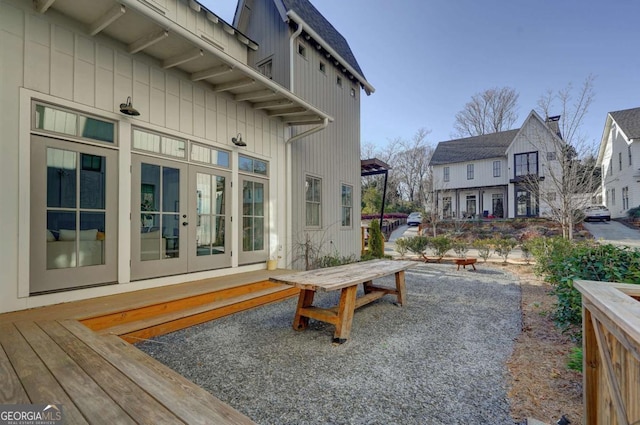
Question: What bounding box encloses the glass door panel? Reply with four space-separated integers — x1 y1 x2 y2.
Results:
238 176 268 265
189 166 230 271
131 155 187 280
30 136 117 293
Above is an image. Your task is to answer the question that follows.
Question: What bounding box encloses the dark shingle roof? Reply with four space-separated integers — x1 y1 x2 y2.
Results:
429 129 520 166
282 0 365 78
610 107 640 139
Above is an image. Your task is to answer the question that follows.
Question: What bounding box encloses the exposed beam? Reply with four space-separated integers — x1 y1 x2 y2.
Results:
284 118 324 126
188 0 200 12
213 78 255 92
252 99 294 110
128 30 168 54
282 115 323 124
234 89 276 102
206 12 219 23
35 0 56 13
88 4 126 36
191 64 233 82
162 48 203 69
267 107 307 117
222 24 235 35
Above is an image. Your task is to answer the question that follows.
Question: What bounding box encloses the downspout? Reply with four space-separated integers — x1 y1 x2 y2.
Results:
285 21 304 267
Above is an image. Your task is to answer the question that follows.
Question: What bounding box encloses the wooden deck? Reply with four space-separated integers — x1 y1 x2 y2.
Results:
0 270 299 424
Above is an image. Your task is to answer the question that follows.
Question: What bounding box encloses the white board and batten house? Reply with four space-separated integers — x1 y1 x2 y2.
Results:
430 110 565 220
597 106 640 218
0 0 371 314
235 0 374 269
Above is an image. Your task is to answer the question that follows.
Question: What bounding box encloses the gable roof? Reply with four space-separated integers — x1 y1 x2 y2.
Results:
280 0 374 94
429 129 520 166
610 107 640 140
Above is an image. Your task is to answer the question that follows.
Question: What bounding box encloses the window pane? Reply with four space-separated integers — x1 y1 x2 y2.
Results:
243 181 254 215
254 183 264 216
140 217 161 261
254 160 267 175
133 129 161 153
162 167 180 213
79 212 104 266
196 173 211 215
163 215 179 258
141 164 160 213
162 137 186 158
35 104 77 136
191 144 211 164
213 216 225 254
215 176 225 214
253 218 264 251
239 156 253 172
47 148 77 208
243 217 253 251
79 116 114 143
215 150 230 168
80 154 105 209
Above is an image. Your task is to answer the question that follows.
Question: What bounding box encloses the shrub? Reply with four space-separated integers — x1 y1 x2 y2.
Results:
567 347 583 372
429 236 452 261
472 238 494 262
368 219 385 258
394 238 408 257
494 238 517 263
404 235 430 258
452 240 468 258
520 240 532 264
627 205 640 220
315 253 357 268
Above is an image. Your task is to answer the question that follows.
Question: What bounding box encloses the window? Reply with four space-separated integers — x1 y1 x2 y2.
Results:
514 152 538 177
34 103 116 144
609 158 613 176
619 152 623 171
611 188 616 205
133 128 185 159
493 161 501 177
191 143 230 168
467 164 474 180
257 59 272 79
465 195 476 217
341 184 352 227
336 76 342 87
623 186 629 210
629 146 633 166
239 155 268 176
442 197 452 218
547 151 556 160
319 62 326 73
297 43 306 58
305 176 321 227
443 167 450 182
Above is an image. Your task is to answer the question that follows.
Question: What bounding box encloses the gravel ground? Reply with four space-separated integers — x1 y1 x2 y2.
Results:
137 263 522 425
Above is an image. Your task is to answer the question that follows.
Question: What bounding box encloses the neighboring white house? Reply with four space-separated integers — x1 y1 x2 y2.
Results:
597 106 640 218
234 0 374 269
430 110 565 219
0 0 369 313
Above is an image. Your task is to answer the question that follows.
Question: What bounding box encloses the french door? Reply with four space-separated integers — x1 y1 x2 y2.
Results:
238 175 269 265
131 155 230 280
30 136 118 293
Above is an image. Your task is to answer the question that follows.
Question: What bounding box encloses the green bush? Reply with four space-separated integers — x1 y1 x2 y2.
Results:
368 219 385 258
315 253 357 268
627 205 640 219
429 236 452 260
567 347 583 372
472 238 494 262
404 235 430 258
452 240 468 258
494 238 517 263
529 238 640 339
394 238 409 257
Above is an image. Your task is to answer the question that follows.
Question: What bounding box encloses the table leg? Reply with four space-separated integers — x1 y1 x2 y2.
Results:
395 270 406 306
362 280 373 294
333 285 357 344
293 289 315 331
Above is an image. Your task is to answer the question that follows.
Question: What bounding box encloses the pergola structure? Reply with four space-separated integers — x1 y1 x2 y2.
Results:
361 158 391 228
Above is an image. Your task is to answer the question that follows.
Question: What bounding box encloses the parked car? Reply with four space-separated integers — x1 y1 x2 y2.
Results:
407 212 422 226
583 205 611 222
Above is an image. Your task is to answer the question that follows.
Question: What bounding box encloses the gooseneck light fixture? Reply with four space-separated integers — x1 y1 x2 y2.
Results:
232 133 246 147
119 96 140 116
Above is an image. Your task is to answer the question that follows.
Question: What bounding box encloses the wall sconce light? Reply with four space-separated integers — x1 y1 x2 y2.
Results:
119 96 140 116
232 133 246 147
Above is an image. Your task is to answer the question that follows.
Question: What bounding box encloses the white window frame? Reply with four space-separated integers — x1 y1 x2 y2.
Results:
443 167 450 182
467 164 474 180
305 175 322 228
341 183 353 227
493 161 501 177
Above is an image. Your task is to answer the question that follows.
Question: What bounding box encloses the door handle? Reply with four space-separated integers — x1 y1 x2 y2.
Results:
182 222 189 226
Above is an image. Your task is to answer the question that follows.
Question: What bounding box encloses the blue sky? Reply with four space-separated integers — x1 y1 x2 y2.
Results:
203 0 640 149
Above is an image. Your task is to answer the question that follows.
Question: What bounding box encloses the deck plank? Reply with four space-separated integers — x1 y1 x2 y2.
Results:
60 320 256 425
14 321 136 425
0 343 30 404
38 320 185 425
0 323 89 425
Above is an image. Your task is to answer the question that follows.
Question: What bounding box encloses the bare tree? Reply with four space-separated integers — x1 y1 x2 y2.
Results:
392 129 434 207
453 87 520 137
522 75 597 239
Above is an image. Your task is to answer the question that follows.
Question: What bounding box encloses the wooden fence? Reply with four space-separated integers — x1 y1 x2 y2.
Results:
575 280 640 425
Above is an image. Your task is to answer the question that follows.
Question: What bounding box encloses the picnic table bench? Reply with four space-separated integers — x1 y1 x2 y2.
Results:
270 259 416 343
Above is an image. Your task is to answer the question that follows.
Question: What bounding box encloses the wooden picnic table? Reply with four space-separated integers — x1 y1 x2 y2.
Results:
270 259 416 343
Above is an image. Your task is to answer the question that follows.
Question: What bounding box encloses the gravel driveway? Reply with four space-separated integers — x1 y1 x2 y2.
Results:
138 263 522 425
